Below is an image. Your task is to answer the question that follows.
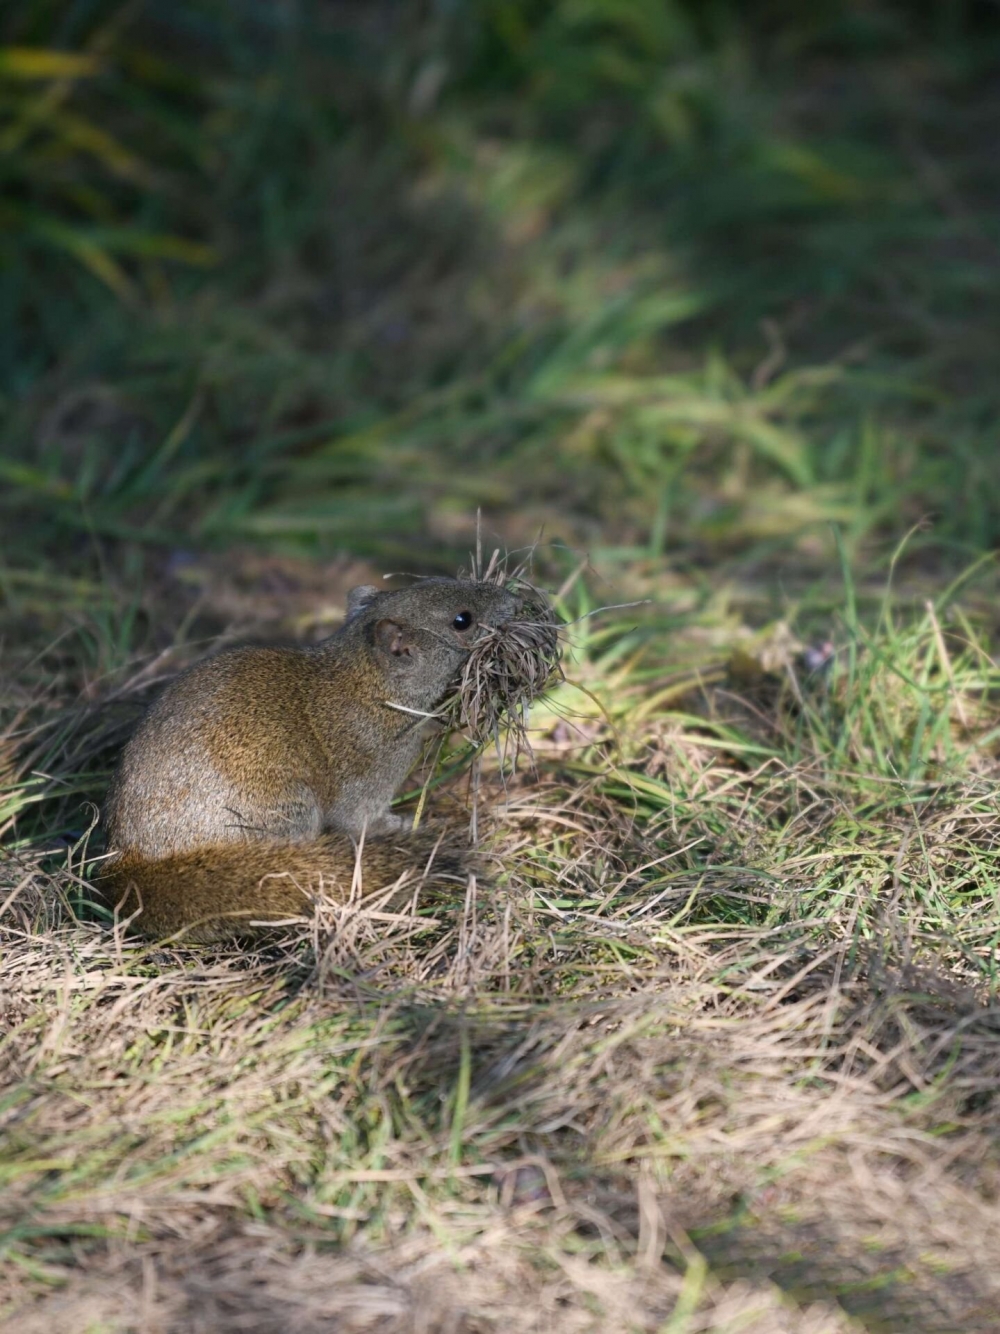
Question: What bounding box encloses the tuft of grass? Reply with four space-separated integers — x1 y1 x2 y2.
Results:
445 549 565 764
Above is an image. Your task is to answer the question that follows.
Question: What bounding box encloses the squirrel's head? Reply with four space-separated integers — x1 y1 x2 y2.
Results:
343 577 523 706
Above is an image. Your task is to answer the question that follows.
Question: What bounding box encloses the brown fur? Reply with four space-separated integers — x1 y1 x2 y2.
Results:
101 828 468 943
101 578 518 939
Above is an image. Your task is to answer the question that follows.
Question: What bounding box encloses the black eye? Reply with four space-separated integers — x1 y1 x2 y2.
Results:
453 611 474 631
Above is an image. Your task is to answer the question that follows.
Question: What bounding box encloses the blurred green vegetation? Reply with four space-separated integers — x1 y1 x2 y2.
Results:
1 0 999 576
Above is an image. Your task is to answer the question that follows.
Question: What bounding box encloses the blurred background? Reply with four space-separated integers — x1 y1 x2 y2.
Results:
2 0 999 615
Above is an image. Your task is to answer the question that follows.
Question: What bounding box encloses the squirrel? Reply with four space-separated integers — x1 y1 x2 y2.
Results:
100 577 521 941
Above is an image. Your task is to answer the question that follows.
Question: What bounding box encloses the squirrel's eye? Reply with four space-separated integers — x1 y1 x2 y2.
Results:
453 611 474 631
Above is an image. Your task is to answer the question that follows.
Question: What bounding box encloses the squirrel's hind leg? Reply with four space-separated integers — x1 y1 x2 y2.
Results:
223 785 324 844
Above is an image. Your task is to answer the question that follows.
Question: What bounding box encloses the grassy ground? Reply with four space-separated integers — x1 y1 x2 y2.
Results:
4 2 1000 1330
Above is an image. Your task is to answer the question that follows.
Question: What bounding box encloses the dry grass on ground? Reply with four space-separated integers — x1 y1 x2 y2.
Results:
3 556 1000 1332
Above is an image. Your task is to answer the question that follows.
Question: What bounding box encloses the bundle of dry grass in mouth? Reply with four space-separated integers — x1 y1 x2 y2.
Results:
440 551 564 765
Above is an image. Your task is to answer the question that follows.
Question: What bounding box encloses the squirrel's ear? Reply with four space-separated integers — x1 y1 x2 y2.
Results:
345 585 380 622
373 618 416 658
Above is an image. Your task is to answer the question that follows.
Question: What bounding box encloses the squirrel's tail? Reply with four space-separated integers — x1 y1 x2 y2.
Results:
98 828 470 942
